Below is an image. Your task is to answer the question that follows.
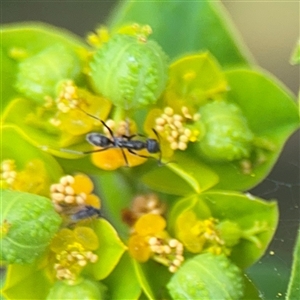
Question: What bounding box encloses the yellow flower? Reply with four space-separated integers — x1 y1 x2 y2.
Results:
50 227 99 282
176 210 225 254
50 173 101 216
128 213 184 273
0 159 50 195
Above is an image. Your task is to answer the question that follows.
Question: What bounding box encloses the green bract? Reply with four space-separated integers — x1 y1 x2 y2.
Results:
167 253 244 300
15 44 82 103
0 190 62 264
168 191 279 269
90 34 168 110
46 278 107 300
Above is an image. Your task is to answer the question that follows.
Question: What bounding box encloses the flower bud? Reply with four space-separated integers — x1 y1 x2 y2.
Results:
167 253 244 299
197 101 254 161
1 190 62 264
15 44 82 103
90 33 168 110
46 278 107 300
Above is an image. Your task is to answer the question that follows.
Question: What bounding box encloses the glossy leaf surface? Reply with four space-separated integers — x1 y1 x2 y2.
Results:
84 219 127 280
103 253 141 300
169 191 279 269
108 0 252 66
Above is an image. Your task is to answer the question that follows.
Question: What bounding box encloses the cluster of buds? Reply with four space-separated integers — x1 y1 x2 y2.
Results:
50 175 86 209
176 211 226 255
122 193 166 227
50 174 101 216
1 159 17 188
51 227 99 283
102 119 132 137
55 80 79 113
126 194 185 273
148 236 184 273
155 106 200 150
0 158 49 195
54 242 98 282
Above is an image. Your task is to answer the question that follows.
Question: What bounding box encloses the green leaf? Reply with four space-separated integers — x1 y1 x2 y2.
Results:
108 0 252 66
286 227 300 299
94 172 135 239
202 191 278 268
2 98 86 154
84 219 127 280
290 39 300 65
1 125 63 189
170 191 279 269
103 253 141 300
1 261 52 300
241 275 263 300
1 22 88 111
192 68 299 191
142 152 219 196
165 52 228 104
135 259 174 300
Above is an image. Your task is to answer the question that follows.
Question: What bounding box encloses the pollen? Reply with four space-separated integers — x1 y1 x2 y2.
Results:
176 211 226 254
147 236 185 273
50 174 101 212
122 193 166 227
1 159 49 195
154 106 199 151
1 159 17 187
127 211 185 272
54 241 98 282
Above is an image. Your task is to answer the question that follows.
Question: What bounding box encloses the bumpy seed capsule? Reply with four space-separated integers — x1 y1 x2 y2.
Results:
89 33 168 110
217 220 242 247
15 44 82 103
46 277 107 300
0 190 62 264
197 101 254 162
167 253 244 300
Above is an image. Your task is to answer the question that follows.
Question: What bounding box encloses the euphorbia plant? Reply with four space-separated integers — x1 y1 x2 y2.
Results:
1 1 299 299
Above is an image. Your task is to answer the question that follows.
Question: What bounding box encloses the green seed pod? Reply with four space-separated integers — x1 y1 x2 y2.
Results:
46 278 107 300
167 253 244 300
217 220 242 247
89 34 168 110
0 190 62 264
197 101 254 161
15 44 82 103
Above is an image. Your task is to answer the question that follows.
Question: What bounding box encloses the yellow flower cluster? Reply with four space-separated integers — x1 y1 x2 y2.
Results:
51 227 99 282
125 194 184 273
50 174 101 215
154 106 200 151
0 159 49 195
176 210 226 255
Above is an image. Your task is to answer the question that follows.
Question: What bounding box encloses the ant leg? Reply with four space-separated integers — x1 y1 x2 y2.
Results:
152 129 163 164
127 149 163 166
60 146 113 155
76 107 115 140
119 147 129 167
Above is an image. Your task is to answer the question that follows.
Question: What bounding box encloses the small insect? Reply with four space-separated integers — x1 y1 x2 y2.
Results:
70 205 101 222
63 109 163 166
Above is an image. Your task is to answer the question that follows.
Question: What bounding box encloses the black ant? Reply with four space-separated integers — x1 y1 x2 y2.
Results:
70 205 101 222
63 109 163 167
